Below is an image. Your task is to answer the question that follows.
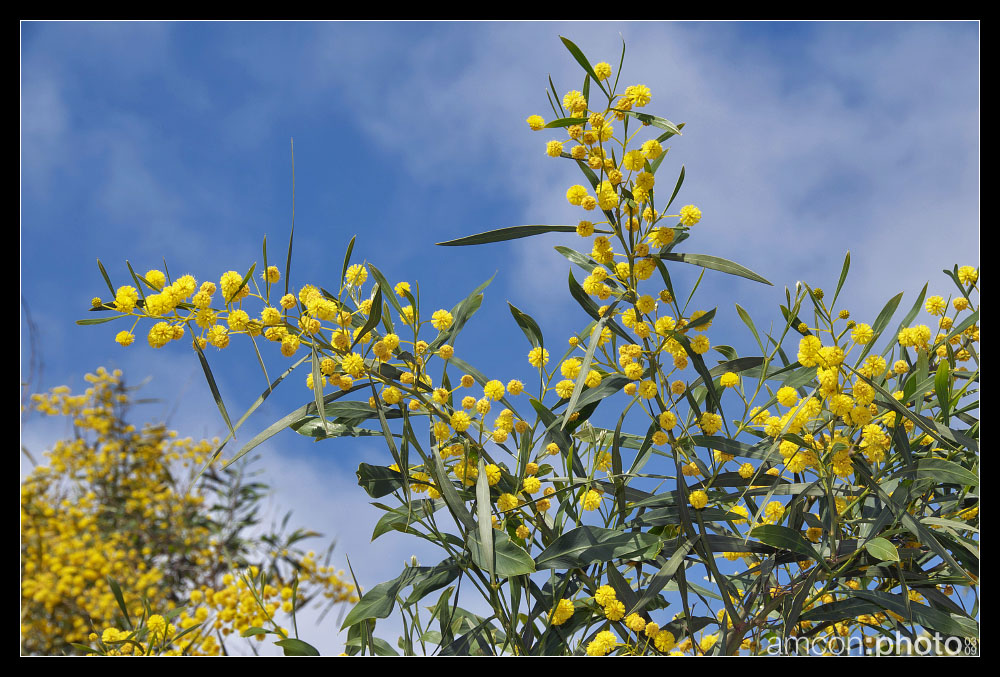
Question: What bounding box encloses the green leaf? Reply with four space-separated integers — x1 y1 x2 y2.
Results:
356 463 405 499
107 577 132 629
436 225 578 246
433 451 476 532
561 315 608 430
192 339 236 440
628 536 699 615
475 459 495 581
274 638 321 656
367 264 405 317
852 590 979 638
915 458 979 487
935 360 951 425
310 347 329 438
468 526 535 578
856 369 978 452
284 139 296 295
372 499 442 540
340 235 357 288
228 263 257 303
508 302 544 349
657 252 772 285
686 435 781 463
686 356 764 390
290 420 383 440
534 526 662 569
613 109 682 136
96 259 116 296
750 525 820 560
856 291 903 362
662 165 685 212
863 537 900 562
341 567 418 629
222 381 364 468
544 116 588 128
240 627 270 637
892 282 929 346
75 315 125 325
429 274 495 351
567 270 630 341
352 283 383 349
559 36 608 97
831 250 851 307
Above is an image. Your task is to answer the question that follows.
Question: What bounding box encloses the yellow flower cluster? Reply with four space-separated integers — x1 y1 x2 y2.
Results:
21 369 356 655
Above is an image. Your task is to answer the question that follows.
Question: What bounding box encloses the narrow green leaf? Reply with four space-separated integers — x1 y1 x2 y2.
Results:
915 458 979 487
856 291 903 362
831 250 851 307
613 109 682 136
534 526 662 569
228 263 257 303
894 282 929 341
544 116 588 128
341 567 417 629
658 252 772 285
193 339 236 440
429 274 494 351
433 451 476 532
366 264 404 318
750 524 820 560
340 235 357 290
852 590 979 638
935 360 951 425
436 225 578 246
475 458 495 581
562 315 607 430
508 302 544 349
855 369 978 452
559 36 608 97
75 315 125 325
310 347 328 437
567 270 630 341
241 627 270 637
284 139 295 296
663 165 685 212
107 577 133 629
352 283 383 349
628 536 698 615
686 357 763 390
97 259 116 296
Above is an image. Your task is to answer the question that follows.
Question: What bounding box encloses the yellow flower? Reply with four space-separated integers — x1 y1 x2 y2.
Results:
689 490 708 510
679 205 702 227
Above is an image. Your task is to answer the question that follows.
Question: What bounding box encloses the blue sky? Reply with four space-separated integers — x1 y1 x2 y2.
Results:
21 21 979 654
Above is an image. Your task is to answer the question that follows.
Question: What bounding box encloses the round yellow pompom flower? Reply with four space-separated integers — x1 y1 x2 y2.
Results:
679 205 702 227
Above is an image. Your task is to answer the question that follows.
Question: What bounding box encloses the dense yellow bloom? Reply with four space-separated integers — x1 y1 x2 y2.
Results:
528 346 549 368
550 599 575 626
720 372 739 388
581 489 603 511
586 630 617 656
22 371 356 656
526 114 545 131
431 309 453 330
689 490 708 509
957 266 978 284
